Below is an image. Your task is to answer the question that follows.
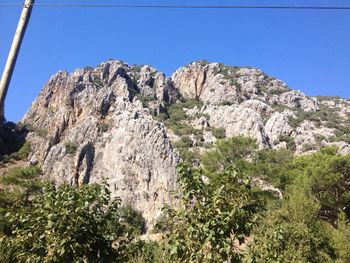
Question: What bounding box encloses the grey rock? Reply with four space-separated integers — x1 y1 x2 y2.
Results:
265 110 294 145
23 61 179 228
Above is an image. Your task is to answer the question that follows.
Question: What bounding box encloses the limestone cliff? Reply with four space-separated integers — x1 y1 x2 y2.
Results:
23 61 180 227
21 59 350 227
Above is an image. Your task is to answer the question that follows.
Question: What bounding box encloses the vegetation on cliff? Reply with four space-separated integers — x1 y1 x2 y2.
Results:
0 136 349 262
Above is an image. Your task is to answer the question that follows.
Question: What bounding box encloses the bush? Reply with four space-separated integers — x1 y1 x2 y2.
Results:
211 127 226 139
278 135 296 151
119 204 146 235
18 141 31 160
172 136 193 149
201 136 257 173
125 240 165 263
0 166 43 235
0 183 135 263
98 122 110 133
164 164 258 262
248 182 336 263
20 123 48 138
65 141 78 155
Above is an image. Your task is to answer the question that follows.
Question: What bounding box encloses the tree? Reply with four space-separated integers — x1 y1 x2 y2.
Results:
247 178 337 263
251 148 294 190
0 166 43 235
288 146 350 224
332 213 350 262
0 183 135 263
164 164 259 262
201 136 257 174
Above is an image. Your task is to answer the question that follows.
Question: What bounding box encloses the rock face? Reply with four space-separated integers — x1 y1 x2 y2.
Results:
204 104 270 148
22 59 350 227
23 61 179 227
264 110 294 146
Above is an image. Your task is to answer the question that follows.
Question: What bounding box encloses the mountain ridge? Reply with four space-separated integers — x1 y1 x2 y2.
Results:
16 59 350 227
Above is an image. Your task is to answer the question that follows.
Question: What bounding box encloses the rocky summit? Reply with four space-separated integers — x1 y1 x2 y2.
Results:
21 59 350 227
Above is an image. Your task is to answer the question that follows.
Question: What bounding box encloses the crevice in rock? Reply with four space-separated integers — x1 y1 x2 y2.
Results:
74 142 95 186
195 68 207 99
100 91 115 117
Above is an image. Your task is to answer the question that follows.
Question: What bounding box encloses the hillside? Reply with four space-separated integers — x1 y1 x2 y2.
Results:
1 59 350 262
13 59 350 226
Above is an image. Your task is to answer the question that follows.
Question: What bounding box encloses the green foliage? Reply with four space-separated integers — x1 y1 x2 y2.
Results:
1 134 349 262
277 135 296 151
98 122 110 133
172 136 202 164
247 182 336 263
65 141 78 155
178 148 200 165
135 94 156 108
164 164 258 262
210 127 226 139
0 166 43 236
248 146 350 262
212 63 242 91
0 140 32 164
17 141 31 160
0 183 135 263
166 98 203 121
287 147 350 224
153 212 172 233
20 123 48 138
172 136 193 149
290 106 342 129
201 136 257 173
251 148 294 190
119 204 146 235
332 213 350 262
159 98 204 137
125 240 165 263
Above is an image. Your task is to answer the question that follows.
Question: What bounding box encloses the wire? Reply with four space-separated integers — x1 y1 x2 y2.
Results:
0 3 350 10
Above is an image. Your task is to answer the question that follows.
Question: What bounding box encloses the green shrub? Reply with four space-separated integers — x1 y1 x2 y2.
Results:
65 141 78 155
0 166 43 235
18 141 31 160
19 123 47 138
135 94 156 108
125 240 165 263
119 204 146 235
172 136 193 149
164 164 258 262
248 183 337 263
0 183 134 263
211 127 226 139
98 122 110 133
278 135 296 151
201 136 257 173
302 143 318 151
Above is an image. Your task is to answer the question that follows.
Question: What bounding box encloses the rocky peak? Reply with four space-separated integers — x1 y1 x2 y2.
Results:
23 60 180 228
19 59 350 228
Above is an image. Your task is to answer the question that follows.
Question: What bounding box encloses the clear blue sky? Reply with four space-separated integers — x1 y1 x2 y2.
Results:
1 0 350 121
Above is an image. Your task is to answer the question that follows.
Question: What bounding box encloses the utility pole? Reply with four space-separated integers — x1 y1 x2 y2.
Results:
0 0 35 122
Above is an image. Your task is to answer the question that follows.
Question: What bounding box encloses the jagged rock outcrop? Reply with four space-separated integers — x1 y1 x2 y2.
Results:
265 110 294 146
204 104 270 148
172 62 318 112
20 59 350 227
171 62 240 105
277 91 319 112
23 61 180 228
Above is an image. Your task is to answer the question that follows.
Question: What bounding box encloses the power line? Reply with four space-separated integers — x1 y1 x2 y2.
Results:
1 3 350 10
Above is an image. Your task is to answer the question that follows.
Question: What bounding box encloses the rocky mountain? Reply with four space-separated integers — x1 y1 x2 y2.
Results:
20 59 350 227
